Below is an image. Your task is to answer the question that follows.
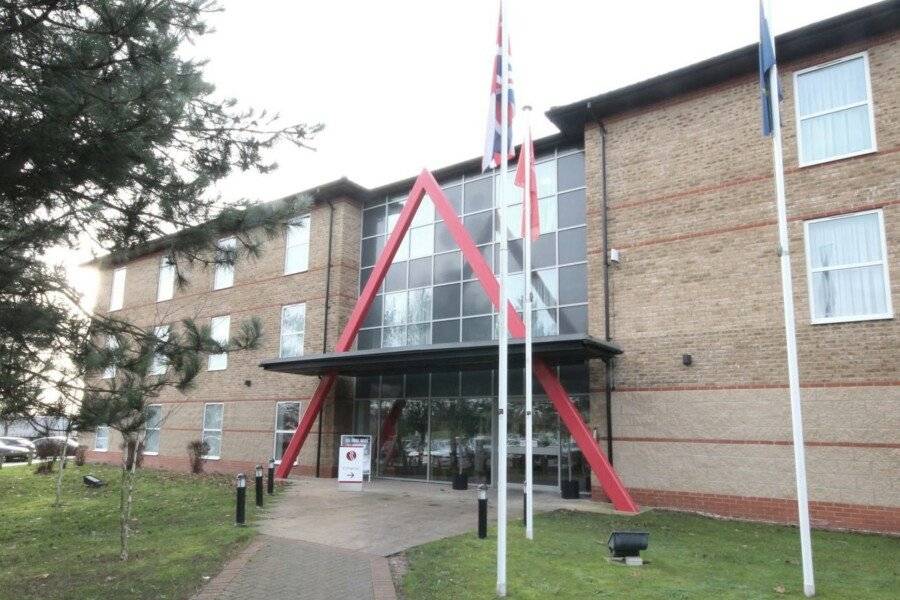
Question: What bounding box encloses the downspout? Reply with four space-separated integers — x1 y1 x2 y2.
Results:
315 199 336 477
587 101 615 465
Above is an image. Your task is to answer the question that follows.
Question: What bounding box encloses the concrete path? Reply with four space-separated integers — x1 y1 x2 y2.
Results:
194 478 621 599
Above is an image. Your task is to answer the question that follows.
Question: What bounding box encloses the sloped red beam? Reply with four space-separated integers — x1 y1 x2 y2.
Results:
274 169 638 513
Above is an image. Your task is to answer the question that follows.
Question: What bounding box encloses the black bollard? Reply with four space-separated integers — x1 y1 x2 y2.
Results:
255 465 264 508
478 484 488 539
267 459 275 495
523 491 527 526
235 473 246 526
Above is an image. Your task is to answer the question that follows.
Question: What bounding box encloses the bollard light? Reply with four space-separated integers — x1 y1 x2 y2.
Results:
254 464 264 508
235 473 247 526
267 458 275 495
477 484 488 539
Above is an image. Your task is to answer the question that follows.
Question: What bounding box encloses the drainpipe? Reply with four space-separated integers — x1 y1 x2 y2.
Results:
315 199 336 478
588 101 615 465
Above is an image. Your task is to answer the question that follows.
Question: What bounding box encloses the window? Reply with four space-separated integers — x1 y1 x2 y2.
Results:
102 335 118 379
150 325 170 375
109 267 126 311
208 316 230 371
94 426 109 452
280 303 306 358
274 401 301 464
213 237 236 290
804 209 892 323
284 215 311 275
794 53 876 166
157 255 175 302
144 404 162 454
201 403 223 459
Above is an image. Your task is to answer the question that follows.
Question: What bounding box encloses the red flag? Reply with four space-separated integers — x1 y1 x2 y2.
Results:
514 128 539 240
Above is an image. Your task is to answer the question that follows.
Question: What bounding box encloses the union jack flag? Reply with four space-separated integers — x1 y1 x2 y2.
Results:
482 7 515 172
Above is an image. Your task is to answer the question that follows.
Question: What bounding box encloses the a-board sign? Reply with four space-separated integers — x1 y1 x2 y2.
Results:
338 444 365 491
340 434 372 479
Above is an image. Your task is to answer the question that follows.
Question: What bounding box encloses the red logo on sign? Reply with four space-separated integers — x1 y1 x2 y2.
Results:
346 450 357 461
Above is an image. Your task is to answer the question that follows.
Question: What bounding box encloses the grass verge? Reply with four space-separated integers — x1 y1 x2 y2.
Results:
0 463 277 600
401 509 898 599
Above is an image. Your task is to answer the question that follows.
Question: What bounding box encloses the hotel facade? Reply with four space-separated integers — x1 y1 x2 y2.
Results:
84 3 899 533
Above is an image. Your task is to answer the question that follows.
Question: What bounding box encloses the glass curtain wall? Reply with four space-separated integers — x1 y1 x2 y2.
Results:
353 146 591 488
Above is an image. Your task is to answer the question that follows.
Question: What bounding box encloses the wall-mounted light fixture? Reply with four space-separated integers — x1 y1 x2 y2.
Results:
682 354 692 366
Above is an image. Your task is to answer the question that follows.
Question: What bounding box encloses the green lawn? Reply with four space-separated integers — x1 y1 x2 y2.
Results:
402 510 898 599
0 463 276 600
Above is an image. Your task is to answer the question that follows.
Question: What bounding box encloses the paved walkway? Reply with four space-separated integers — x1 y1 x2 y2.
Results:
194 478 622 599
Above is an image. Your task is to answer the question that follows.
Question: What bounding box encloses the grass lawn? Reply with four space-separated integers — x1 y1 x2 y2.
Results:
402 510 899 599
0 462 276 600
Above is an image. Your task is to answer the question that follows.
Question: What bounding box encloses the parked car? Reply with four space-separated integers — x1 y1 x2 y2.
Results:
0 439 34 462
0 436 36 452
33 436 79 457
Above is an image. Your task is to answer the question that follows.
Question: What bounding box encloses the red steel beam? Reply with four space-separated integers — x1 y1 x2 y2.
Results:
274 169 639 512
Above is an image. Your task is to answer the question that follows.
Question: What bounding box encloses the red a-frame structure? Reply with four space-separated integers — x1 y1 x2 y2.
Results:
275 169 638 513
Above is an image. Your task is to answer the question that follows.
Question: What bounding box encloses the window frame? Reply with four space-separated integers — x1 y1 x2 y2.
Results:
284 214 311 275
273 401 301 465
793 51 877 168
150 325 170 376
803 208 893 324
109 267 126 311
143 404 162 455
279 303 306 358
102 335 118 379
201 402 224 460
156 255 175 302
213 236 236 290
94 426 109 452
207 315 230 371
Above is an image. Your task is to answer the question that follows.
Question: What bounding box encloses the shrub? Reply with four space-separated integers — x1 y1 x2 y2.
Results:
187 440 210 474
74 444 87 466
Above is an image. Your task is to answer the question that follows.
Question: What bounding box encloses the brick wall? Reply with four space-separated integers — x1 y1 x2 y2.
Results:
585 33 899 532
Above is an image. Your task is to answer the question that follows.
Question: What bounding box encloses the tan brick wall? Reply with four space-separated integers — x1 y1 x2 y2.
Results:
585 34 899 527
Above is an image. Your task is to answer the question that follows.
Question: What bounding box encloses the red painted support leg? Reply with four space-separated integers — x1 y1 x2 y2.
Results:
275 372 337 478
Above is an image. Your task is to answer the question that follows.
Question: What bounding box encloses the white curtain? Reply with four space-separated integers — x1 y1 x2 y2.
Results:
797 56 872 163
808 212 887 319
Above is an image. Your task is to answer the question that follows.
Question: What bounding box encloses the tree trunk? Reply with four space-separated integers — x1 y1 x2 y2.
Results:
119 437 140 561
53 431 70 507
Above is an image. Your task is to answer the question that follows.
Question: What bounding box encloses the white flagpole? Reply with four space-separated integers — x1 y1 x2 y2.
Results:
496 0 510 595
523 107 534 541
765 2 815 596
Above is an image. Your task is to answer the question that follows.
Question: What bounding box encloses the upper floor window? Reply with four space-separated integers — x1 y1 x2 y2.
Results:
102 335 118 379
207 315 230 371
149 325 170 376
109 267 126 311
284 215 311 275
804 209 892 324
213 237 236 290
280 303 306 358
144 404 162 454
794 53 876 166
157 255 175 302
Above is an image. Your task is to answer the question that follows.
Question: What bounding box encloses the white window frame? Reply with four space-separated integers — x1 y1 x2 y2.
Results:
150 325 170 376
207 315 230 371
279 303 306 358
157 255 176 302
94 426 110 452
102 335 118 379
793 51 877 167
109 267 126 311
201 403 223 460
143 404 162 455
803 208 893 324
213 237 236 290
273 401 301 465
284 214 311 275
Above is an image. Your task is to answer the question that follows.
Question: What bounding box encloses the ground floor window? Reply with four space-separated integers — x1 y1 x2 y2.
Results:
144 404 162 454
352 366 591 489
94 426 109 452
201 403 223 459
274 401 301 464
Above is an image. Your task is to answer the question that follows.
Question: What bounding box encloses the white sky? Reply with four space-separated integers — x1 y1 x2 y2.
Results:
67 0 879 302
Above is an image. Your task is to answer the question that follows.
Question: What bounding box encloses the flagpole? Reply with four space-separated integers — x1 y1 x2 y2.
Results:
522 107 534 541
764 2 815 595
496 0 510 596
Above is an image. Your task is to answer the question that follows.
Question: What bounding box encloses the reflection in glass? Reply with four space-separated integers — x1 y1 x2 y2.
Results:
378 399 429 479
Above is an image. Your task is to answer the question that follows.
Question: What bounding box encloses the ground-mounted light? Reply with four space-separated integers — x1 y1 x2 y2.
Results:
608 531 649 566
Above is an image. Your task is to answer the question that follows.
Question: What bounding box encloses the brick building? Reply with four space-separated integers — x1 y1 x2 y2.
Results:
84 3 899 532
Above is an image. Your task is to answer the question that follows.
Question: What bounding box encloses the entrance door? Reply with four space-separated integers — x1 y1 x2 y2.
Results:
430 397 492 484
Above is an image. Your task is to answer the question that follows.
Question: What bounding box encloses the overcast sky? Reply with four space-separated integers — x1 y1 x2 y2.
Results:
68 0 880 300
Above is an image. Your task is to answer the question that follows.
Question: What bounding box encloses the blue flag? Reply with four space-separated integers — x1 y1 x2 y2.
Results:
759 1 779 136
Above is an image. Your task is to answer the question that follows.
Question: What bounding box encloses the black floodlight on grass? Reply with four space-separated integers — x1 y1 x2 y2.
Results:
83 475 106 487
608 531 649 565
